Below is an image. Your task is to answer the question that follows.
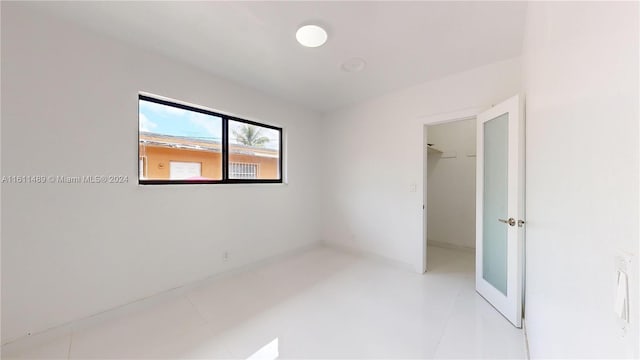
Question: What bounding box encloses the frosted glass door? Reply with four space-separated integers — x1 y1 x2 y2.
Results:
476 95 524 328
482 113 509 295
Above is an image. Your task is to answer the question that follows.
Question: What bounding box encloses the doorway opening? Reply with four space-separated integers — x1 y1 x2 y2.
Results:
423 116 477 272
420 96 525 328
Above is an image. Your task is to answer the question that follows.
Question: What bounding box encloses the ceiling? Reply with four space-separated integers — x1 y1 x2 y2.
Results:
32 1 527 113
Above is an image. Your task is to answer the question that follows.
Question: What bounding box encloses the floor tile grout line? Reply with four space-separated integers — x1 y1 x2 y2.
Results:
184 292 210 326
524 319 532 360
195 313 236 359
431 278 468 357
66 332 73 360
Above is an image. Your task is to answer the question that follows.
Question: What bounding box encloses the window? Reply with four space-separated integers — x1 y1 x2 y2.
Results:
228 119 281 181
139 157 145 179
169 161 202 180
230 162 259 179
139 95 283 184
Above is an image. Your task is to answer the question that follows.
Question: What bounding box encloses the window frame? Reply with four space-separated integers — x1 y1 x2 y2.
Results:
138 94 283 185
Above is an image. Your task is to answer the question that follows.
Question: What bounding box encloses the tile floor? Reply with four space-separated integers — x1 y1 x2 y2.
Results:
2 246 527 359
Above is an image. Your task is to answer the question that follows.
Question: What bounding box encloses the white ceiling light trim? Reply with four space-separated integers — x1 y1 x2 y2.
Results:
296 25 328 48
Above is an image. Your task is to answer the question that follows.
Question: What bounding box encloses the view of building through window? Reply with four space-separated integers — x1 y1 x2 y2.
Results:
228 119 280 180
139 96 282 183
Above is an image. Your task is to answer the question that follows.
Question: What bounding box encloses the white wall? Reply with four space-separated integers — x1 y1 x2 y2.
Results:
321 58 521 270
1 4 322 343
523 2 639 358
427 119 476 249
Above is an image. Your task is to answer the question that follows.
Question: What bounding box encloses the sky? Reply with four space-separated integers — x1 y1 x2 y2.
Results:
139 99 222 141
139 99 279 149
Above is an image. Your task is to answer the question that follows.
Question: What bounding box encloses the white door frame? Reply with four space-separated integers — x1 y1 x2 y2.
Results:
418 107 484 273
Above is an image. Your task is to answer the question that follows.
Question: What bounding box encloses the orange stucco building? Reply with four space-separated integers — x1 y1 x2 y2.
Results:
139 132 279 180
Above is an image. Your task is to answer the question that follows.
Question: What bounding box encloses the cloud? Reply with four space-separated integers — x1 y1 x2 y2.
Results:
139 113 158 132
188 113 222 139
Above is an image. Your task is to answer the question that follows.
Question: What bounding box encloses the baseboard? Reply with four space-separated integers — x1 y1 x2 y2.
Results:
322 240 416 273
427 239 475 253
1 241 322 350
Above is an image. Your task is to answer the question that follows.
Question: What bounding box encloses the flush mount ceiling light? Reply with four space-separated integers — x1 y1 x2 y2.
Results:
296 25 327 48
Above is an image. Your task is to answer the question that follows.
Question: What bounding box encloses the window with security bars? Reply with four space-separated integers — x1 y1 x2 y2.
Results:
230 162 258 179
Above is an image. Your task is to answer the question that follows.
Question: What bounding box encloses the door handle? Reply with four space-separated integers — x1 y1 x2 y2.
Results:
498 217 516 226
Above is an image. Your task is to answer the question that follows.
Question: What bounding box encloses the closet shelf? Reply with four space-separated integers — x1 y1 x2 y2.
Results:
426 144 443 153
